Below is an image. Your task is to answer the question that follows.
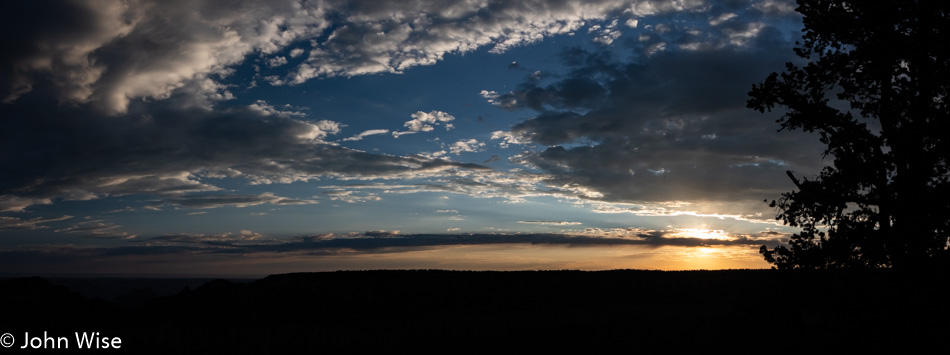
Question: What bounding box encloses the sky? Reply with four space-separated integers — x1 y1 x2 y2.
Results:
0 0 827 276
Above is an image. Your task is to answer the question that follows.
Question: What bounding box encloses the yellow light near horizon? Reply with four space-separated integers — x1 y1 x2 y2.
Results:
674 228 731 240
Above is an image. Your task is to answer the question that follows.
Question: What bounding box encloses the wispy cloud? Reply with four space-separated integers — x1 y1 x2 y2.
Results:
55 220 136 239
518 220 582 226
0 215 73 231
156 193 317 210
343 129 390 142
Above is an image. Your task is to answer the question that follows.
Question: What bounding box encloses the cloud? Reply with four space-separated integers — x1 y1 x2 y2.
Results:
590 19 622 45
0 95 489 211
0 0 692 100
8 229 786 262
2 0 791 116
490 131 529 149
449 139 486 155
0 0 808 220
393 110 455 138
519 220 583 226
55 220 136 239
0 215 73 231
284 0 659 83
0 196 54 213
106 206 135 214
156 192 317 210
343 129 390 142
267 56 289 68
752 0 798 15
584 200 784 225
321 190 381 204
482 155 501 164
140 230 273 247
1 0 328 114
479 10 823 218
288 48 305 58
316 168 561 204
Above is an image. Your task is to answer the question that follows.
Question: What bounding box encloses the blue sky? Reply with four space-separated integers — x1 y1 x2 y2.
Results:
0 0 824 275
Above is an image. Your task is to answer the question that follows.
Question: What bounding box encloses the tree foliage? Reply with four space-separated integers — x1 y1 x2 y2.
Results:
749 0 950 269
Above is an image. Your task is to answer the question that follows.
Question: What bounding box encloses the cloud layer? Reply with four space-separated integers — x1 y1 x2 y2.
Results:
2 0 723 116
4 0 688 212
1 0 811 224
481 2 819 218
0 95 487 212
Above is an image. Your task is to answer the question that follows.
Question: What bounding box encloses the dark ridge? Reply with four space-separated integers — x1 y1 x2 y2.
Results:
44 277 250 303
2 270 947 353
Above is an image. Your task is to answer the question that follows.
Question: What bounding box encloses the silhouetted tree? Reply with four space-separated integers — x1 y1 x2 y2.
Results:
748 0 950 269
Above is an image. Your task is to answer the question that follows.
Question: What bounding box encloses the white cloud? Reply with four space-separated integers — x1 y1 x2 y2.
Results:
285 0 641 83
490 131 528 149
267 56 289 68
752 0 798 15
322 190 382 203
288 48 305 58
591 19 622 45
518 220 582 225
343 129 390 141
247 100 341 141
709 12 738 26
480 90 500 103
2 0 328 114
248 100 307 117
393 110 455 137
449 139 486 155
724 21 766 46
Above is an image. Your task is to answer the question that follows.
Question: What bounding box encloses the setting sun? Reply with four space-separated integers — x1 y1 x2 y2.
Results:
672 228 732 240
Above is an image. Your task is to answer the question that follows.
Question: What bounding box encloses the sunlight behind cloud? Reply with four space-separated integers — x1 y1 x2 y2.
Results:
671 228 731 240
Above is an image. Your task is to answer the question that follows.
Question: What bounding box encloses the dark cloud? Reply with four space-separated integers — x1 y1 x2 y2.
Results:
482 155 501 164
8 229 785 258
143 230 270 247
0 227 787 273
0 93 488 212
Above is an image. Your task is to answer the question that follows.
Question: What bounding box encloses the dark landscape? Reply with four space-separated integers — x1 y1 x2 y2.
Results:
2 270 947 353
